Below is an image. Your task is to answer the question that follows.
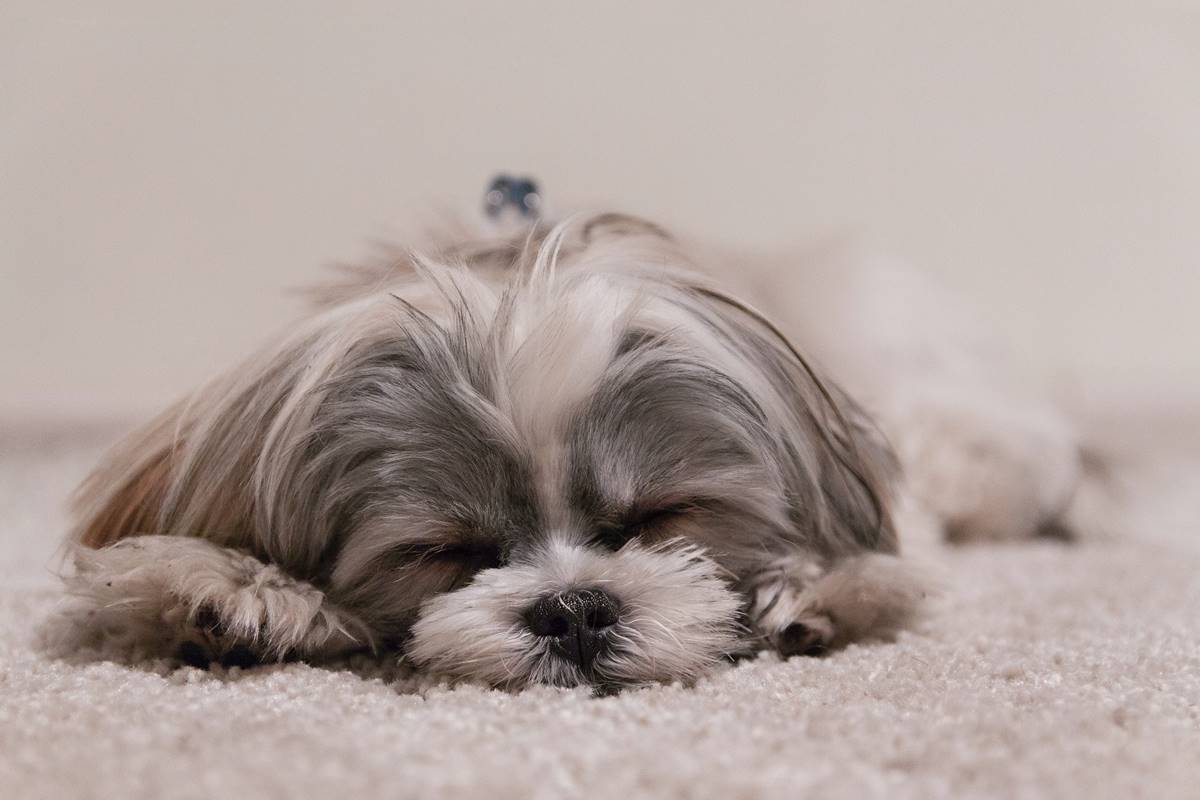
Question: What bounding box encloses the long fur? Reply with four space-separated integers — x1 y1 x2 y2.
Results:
50 213 1081 688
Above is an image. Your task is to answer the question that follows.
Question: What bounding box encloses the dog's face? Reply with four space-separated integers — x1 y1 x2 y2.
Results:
313 274 768 687
73 220 895 688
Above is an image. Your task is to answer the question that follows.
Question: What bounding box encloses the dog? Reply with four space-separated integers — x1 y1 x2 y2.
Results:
49 213 1082 689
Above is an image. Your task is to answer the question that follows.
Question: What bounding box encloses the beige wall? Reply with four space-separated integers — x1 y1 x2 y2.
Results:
3 1 1198 419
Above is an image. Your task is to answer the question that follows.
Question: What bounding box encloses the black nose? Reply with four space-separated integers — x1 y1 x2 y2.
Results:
525 589 620 669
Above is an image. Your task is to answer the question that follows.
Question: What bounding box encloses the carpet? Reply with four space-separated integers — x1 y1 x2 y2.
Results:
1 423 1197 799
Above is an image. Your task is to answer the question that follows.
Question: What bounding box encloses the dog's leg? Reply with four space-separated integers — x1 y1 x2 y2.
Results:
48 535 371 667
747 552 927 657
884 386 1082 542
753 250 1083 542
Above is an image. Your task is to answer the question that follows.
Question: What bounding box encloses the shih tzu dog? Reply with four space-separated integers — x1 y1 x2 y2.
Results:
51 212 1083 690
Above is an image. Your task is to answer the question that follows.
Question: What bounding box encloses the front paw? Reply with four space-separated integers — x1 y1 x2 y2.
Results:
748 553 927 659
47 535 366 666
173 601 286 669
747 555 834 658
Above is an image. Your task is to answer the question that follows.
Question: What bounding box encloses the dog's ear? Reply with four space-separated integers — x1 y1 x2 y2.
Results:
69 288 468 574
69 314 343 565
682 283 899 556
72 407 187 549
69 364 275 555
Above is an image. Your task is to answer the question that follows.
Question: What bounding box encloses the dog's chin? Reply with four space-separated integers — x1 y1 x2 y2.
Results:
405 541 744 690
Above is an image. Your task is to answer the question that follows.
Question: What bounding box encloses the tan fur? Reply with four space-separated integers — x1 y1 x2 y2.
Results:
72 407 185 549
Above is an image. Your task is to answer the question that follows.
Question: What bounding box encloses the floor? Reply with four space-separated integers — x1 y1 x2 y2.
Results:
2 424 1198 799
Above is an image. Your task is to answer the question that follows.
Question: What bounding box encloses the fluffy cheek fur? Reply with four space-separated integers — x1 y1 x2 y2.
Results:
407 540 742 689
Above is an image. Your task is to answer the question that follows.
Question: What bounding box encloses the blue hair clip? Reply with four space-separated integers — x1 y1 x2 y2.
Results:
484 174 542 220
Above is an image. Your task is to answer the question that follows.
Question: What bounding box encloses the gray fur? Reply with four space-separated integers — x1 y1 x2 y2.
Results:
58 215 923 688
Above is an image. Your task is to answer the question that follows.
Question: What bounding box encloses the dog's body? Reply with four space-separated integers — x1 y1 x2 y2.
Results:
52 215 1081 689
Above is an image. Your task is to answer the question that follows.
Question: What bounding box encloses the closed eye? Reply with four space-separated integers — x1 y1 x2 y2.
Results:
383 540 503 571
629 505 690 531
593 502 697 551
432 542 504 571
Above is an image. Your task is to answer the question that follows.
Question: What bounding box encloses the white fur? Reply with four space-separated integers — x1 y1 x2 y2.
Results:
723 246 1083 542
408 540 742 688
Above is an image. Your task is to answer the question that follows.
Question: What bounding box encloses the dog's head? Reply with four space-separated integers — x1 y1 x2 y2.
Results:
73 217 895 688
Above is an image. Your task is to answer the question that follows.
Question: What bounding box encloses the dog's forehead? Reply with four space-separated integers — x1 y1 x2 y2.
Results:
458 320 766 537
330 264 775 550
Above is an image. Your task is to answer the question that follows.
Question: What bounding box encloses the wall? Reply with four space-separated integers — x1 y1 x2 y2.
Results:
3 1 1198 419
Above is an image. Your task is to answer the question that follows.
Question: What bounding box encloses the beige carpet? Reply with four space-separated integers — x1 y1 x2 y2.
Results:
2 424 1198 799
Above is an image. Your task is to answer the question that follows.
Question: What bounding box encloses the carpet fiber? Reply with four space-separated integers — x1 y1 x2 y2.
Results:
2 425 1198 799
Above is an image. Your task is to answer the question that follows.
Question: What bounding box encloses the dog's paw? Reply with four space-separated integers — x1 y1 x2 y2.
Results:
772 615 835 658
45 535 367 666
172 600 299 668
749 553 928 658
